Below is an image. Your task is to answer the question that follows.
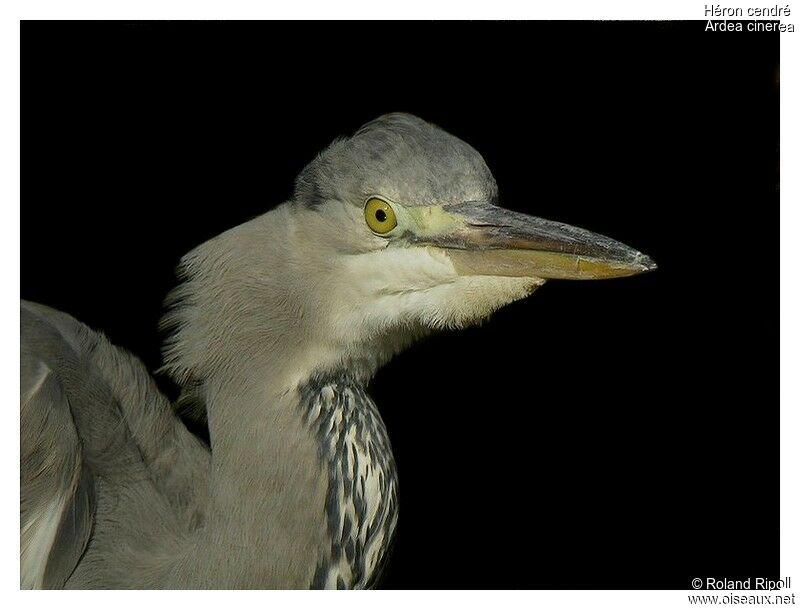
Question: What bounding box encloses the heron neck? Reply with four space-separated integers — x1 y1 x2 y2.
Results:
161 206 399 585
193 363 397 588
184 364 328 587
204 361 328 518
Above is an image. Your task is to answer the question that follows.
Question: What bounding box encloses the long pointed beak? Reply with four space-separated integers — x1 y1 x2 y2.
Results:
407 201 656 280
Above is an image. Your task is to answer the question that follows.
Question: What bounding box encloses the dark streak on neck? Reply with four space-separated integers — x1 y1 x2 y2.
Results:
298 372 398 589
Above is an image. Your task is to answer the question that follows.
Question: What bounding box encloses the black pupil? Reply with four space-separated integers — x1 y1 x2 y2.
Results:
375 209 387 223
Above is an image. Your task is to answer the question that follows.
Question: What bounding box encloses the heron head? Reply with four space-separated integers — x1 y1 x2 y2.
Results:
289 114 655 340
163 113 655 385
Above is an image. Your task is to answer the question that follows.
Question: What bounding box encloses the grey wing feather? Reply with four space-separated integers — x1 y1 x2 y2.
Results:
20 301 210 589
20 318 95 589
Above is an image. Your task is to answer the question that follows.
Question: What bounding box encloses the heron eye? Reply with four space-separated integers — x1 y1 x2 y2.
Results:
364 198 398 235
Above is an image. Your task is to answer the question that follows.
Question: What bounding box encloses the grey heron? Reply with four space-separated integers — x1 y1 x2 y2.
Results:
20 113 655 589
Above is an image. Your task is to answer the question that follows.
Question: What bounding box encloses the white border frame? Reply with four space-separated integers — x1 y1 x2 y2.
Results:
3 2 795 608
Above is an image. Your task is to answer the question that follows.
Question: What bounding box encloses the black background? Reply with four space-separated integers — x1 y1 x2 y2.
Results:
22 21 779 589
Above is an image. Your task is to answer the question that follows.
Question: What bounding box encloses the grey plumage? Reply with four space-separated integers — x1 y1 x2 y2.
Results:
295 113 498 209
20 113 654 589
21 301 209 588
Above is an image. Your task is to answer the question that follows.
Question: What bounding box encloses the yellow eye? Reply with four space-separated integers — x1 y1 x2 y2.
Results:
364 198 398 234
